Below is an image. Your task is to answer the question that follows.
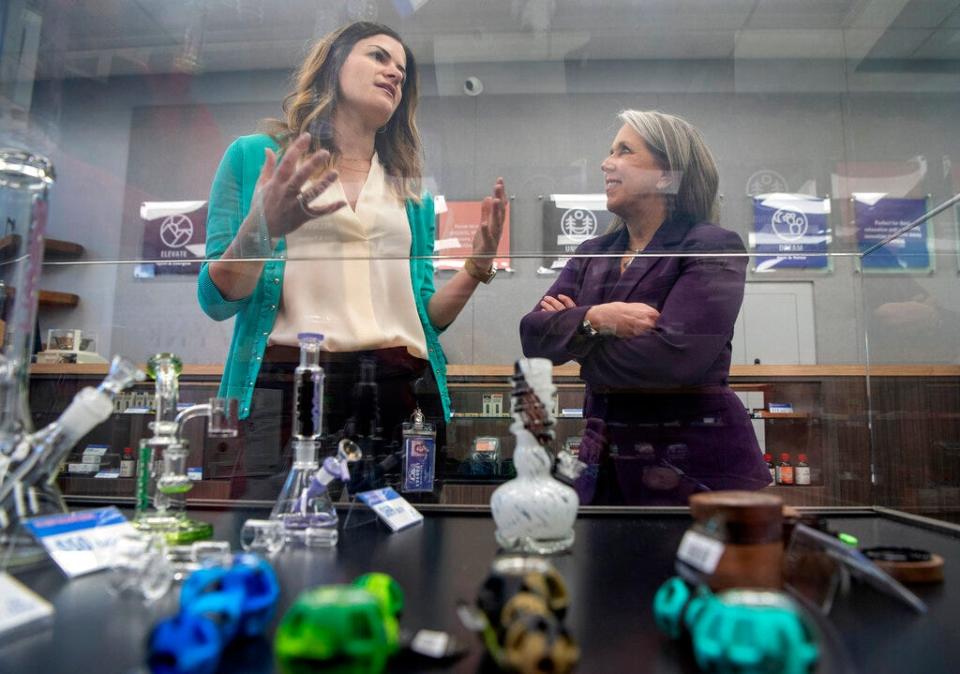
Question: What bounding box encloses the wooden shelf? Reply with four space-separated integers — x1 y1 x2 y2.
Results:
45 238 85 260
446 363 960 378
3 286 79 307
39 289 80 306
0 234 19 259
0 234 84 261
27 362 960 378
751 412 811 419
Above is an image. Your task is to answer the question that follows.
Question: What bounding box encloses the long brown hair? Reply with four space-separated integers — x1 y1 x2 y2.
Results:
607 110 719 233
263 22 422 200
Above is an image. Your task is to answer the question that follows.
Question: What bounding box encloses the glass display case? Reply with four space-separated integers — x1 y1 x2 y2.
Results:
2 3 959 674
0 0 955 521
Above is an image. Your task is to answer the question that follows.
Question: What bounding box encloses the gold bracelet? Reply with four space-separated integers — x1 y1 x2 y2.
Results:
464 257 497 284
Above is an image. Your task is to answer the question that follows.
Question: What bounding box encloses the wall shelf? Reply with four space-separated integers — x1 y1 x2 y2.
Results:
3 286 80 307
0 234 85 261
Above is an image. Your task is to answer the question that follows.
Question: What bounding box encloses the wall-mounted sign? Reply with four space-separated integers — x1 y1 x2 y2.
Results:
750 194 830 272
855 196 932 273
139 200 207 275
542 194 613 270
745 169 789 197
433 199 511 271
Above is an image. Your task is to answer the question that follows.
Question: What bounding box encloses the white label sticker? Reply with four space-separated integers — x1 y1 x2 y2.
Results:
23 507 138 577
411 629 450 659
0 573 54 638
677 530 725 575
357 488 424 532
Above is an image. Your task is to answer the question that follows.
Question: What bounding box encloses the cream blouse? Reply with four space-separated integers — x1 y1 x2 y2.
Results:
269 154 428 359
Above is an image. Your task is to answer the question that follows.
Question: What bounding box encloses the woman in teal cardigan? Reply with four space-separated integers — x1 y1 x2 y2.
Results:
198 22 504 446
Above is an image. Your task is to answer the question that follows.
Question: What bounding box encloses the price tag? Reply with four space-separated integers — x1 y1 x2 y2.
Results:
23 506 137 577
410 629 450 658
356 488 424 532
0 573 54 639
676 530 725 575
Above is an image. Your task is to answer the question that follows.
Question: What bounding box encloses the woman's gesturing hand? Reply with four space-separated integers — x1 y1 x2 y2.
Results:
470 178 506 266
255 132 347 238
585 302 660 338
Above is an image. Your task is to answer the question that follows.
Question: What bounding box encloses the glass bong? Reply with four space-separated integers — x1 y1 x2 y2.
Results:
490 358 580 554
133 353 238 544
270 333 357 547
0 357 144 567
0 149 144 566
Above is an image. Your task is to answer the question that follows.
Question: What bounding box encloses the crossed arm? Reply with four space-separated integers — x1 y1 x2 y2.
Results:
519 248 747 388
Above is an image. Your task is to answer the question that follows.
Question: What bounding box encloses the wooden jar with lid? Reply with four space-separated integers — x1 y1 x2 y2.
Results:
688 491 784 591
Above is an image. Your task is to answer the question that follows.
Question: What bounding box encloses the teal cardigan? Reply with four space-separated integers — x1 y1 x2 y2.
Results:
197 134 450 421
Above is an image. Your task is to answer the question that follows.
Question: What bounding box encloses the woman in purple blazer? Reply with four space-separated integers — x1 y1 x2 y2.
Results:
520 110 771 505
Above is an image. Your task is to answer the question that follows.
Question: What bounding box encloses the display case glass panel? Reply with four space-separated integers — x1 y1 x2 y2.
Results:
0 0 956 518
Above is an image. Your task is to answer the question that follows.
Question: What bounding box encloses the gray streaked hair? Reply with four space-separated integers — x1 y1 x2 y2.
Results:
607 109 719 232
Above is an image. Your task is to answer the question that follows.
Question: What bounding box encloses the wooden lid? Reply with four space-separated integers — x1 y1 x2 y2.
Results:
690 491 783 520
689 491 784 544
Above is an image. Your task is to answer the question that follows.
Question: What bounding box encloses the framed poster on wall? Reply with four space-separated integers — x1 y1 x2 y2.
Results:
433 198 511 272
138 201 207 276
542 194 613 272
855 195 933 273
749 193 831 272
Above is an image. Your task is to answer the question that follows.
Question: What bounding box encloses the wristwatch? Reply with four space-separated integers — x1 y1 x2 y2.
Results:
578 318 600 337
464 258 497 284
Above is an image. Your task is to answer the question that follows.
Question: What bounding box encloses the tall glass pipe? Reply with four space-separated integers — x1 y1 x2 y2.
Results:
270 333 341 544
0 357 144 512
292 332 324 441
0 150 55 458
0 150 54 568
134 353 215 543
345 357 382 463
0 357 144 567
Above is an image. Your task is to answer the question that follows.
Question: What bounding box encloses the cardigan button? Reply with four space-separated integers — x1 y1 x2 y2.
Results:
273 278 280 284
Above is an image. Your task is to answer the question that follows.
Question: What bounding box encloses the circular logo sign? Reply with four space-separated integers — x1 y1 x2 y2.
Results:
160 214 194 249
560 208 598 242
771 209 808 242
746 169 788 197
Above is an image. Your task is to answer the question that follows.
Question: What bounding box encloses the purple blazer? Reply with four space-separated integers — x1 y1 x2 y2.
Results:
520 218 771 503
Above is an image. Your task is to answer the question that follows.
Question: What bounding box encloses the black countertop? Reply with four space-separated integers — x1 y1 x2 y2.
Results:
2 507 959 674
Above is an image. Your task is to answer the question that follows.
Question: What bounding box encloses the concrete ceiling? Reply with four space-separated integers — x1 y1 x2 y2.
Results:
24 0 960 79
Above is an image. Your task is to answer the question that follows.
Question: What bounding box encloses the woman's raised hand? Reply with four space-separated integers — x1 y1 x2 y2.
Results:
470 178 507 266
255 132 346 238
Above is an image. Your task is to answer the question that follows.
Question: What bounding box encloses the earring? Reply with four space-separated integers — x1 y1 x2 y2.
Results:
376 125 388 134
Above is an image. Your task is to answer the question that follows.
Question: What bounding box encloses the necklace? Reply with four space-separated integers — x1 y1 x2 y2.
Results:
621 248 642 272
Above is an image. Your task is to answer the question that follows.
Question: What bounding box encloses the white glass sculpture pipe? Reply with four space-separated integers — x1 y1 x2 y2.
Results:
490 358 579 554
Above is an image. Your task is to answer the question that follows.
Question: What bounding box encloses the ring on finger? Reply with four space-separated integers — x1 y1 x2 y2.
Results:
296 191 314 217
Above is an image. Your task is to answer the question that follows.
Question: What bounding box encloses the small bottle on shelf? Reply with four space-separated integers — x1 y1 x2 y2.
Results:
795 453 811 486
119 446 136 477
763 452 775 482
776 452 794 485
